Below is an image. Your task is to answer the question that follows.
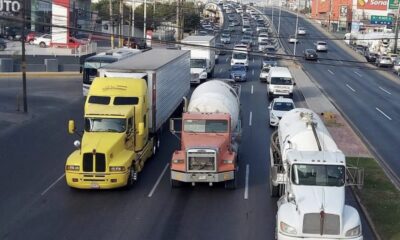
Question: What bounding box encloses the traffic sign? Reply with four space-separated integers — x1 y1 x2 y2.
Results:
370 15 393 25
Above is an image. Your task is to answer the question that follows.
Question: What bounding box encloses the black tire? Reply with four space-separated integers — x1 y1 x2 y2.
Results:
225 169 237 190
125 165 136 189
39 42 46 48
171 179 183 188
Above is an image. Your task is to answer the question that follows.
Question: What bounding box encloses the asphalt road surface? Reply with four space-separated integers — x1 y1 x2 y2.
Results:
0 10 375 240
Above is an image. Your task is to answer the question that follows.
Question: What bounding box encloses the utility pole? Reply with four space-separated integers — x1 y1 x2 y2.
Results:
128 0 133 47
119 0 124 47
144 0 147 39
293 0 300 56
278 1 282 36
328 0 332 31
394 3 400 53
177 0 182 40
21 0 28 113
109 0 114 49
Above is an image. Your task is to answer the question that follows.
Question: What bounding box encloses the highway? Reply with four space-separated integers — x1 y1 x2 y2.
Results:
263 8 400 185
0 11 374 240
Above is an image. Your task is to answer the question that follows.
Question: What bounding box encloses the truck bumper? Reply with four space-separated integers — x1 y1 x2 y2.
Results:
278 232 362 240
171 170 234 183
66 171 129 189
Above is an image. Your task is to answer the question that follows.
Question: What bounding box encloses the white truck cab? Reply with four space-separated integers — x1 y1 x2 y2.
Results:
267 67 295 100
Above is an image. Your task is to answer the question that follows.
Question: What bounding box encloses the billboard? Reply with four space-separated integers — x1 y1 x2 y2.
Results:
52 0 70 45
357 0 388 10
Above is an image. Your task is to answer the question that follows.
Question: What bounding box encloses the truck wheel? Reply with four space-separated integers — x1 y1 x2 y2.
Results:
126 165 137 189
225 168 237 189
171 179 182 188
39 42 46 48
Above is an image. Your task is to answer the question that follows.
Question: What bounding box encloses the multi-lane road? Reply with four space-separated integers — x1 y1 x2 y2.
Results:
0 10 376 240
264 8 400 185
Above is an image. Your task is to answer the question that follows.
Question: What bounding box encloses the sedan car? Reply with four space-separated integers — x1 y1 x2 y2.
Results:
33 34 52 48
304 49 318 60
315 41 328 52
230 64 248 82
364 51 377 62
259 66 271 82
262 54 278 68
375 55 393 67
297 27 306 35
268 97 295 127
288 35 298 44
220 33 231 44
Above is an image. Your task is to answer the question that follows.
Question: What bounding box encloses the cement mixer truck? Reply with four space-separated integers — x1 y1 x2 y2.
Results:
170 80 241 189
269 108 364 239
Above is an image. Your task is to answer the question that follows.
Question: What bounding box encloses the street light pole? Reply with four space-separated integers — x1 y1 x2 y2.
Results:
21 0 27 113
394 3 400 53
278 0 282 36
144 0 147 39
293 0 299 56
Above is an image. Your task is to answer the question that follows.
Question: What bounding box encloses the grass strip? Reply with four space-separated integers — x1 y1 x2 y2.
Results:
347 157 400 240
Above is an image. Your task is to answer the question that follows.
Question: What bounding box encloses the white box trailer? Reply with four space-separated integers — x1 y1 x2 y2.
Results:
98 49 191 133
181 35 216 83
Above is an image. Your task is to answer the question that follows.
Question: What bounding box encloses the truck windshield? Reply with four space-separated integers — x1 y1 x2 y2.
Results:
184 119 228 133
85 118 126 133
191 59 206 68
291 164 345 187
271 77 292 85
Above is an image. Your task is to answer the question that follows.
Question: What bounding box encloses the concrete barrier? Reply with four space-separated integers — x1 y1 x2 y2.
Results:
0 58 13 72
45 59 59 72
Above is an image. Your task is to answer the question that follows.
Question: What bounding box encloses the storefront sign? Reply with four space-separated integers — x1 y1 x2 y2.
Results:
370 15 393 25
0 0 21 12
357 0 388 10
389 0 400 9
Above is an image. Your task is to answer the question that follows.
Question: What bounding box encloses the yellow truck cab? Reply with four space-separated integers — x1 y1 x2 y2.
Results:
66 49 191 189
66 78 153 189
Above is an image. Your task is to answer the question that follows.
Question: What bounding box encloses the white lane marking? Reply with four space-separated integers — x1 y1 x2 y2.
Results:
41 173 65 196
244 164 249 200
252 58 255 63
376 107 392 121
354 71 362 77
379 86 392 95
328 69 334 75
249 111 253 126
219 68 223 73
346 84 356 92
148 163 170 197
251 85 254 94
252 69 255 75
226 58 229 63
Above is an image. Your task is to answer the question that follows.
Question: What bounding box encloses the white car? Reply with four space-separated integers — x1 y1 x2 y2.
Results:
259 66 270 82
297 27 306 35
234 44 249 52
316 41 328 52
33 34 52 48
268 97 295 127
231 51 249 67
258 33 269 43
288 35 298 44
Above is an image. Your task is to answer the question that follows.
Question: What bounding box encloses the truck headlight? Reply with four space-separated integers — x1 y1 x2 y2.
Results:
280 221 297 235
172 159 184 164
109 166 126 172
223 160 233 164
66 165 80 171
345 225 361 237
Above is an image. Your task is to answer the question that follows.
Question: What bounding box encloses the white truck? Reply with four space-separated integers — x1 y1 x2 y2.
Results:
181 35 216 84
270 108 363 239
267 67 295 100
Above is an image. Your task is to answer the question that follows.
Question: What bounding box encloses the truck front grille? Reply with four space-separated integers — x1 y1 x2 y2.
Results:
82 153 106 172
187 150 217 172
303 213 340 235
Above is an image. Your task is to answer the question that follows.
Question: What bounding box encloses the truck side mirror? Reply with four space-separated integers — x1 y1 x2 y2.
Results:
170 118 182 134
68 120 76 134
138 122 145 136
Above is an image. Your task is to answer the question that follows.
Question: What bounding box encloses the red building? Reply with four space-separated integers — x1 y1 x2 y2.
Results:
311 0 352 31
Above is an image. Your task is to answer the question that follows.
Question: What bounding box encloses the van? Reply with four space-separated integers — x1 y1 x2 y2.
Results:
231 51 249 67
267 67 295 100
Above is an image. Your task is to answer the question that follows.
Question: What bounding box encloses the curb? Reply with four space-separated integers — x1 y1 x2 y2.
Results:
0 72 81 78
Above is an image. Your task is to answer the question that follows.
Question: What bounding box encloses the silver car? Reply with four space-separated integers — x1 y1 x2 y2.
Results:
316 41 328 52
376 55 393 67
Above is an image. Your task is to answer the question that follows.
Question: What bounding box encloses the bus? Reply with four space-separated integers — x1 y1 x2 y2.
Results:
82 48 142 96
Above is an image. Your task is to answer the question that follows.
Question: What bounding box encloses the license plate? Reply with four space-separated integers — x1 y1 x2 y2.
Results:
198 175 206 180
91 182 100 189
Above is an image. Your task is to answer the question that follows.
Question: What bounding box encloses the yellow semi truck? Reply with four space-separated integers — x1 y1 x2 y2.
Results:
66 49 191 189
